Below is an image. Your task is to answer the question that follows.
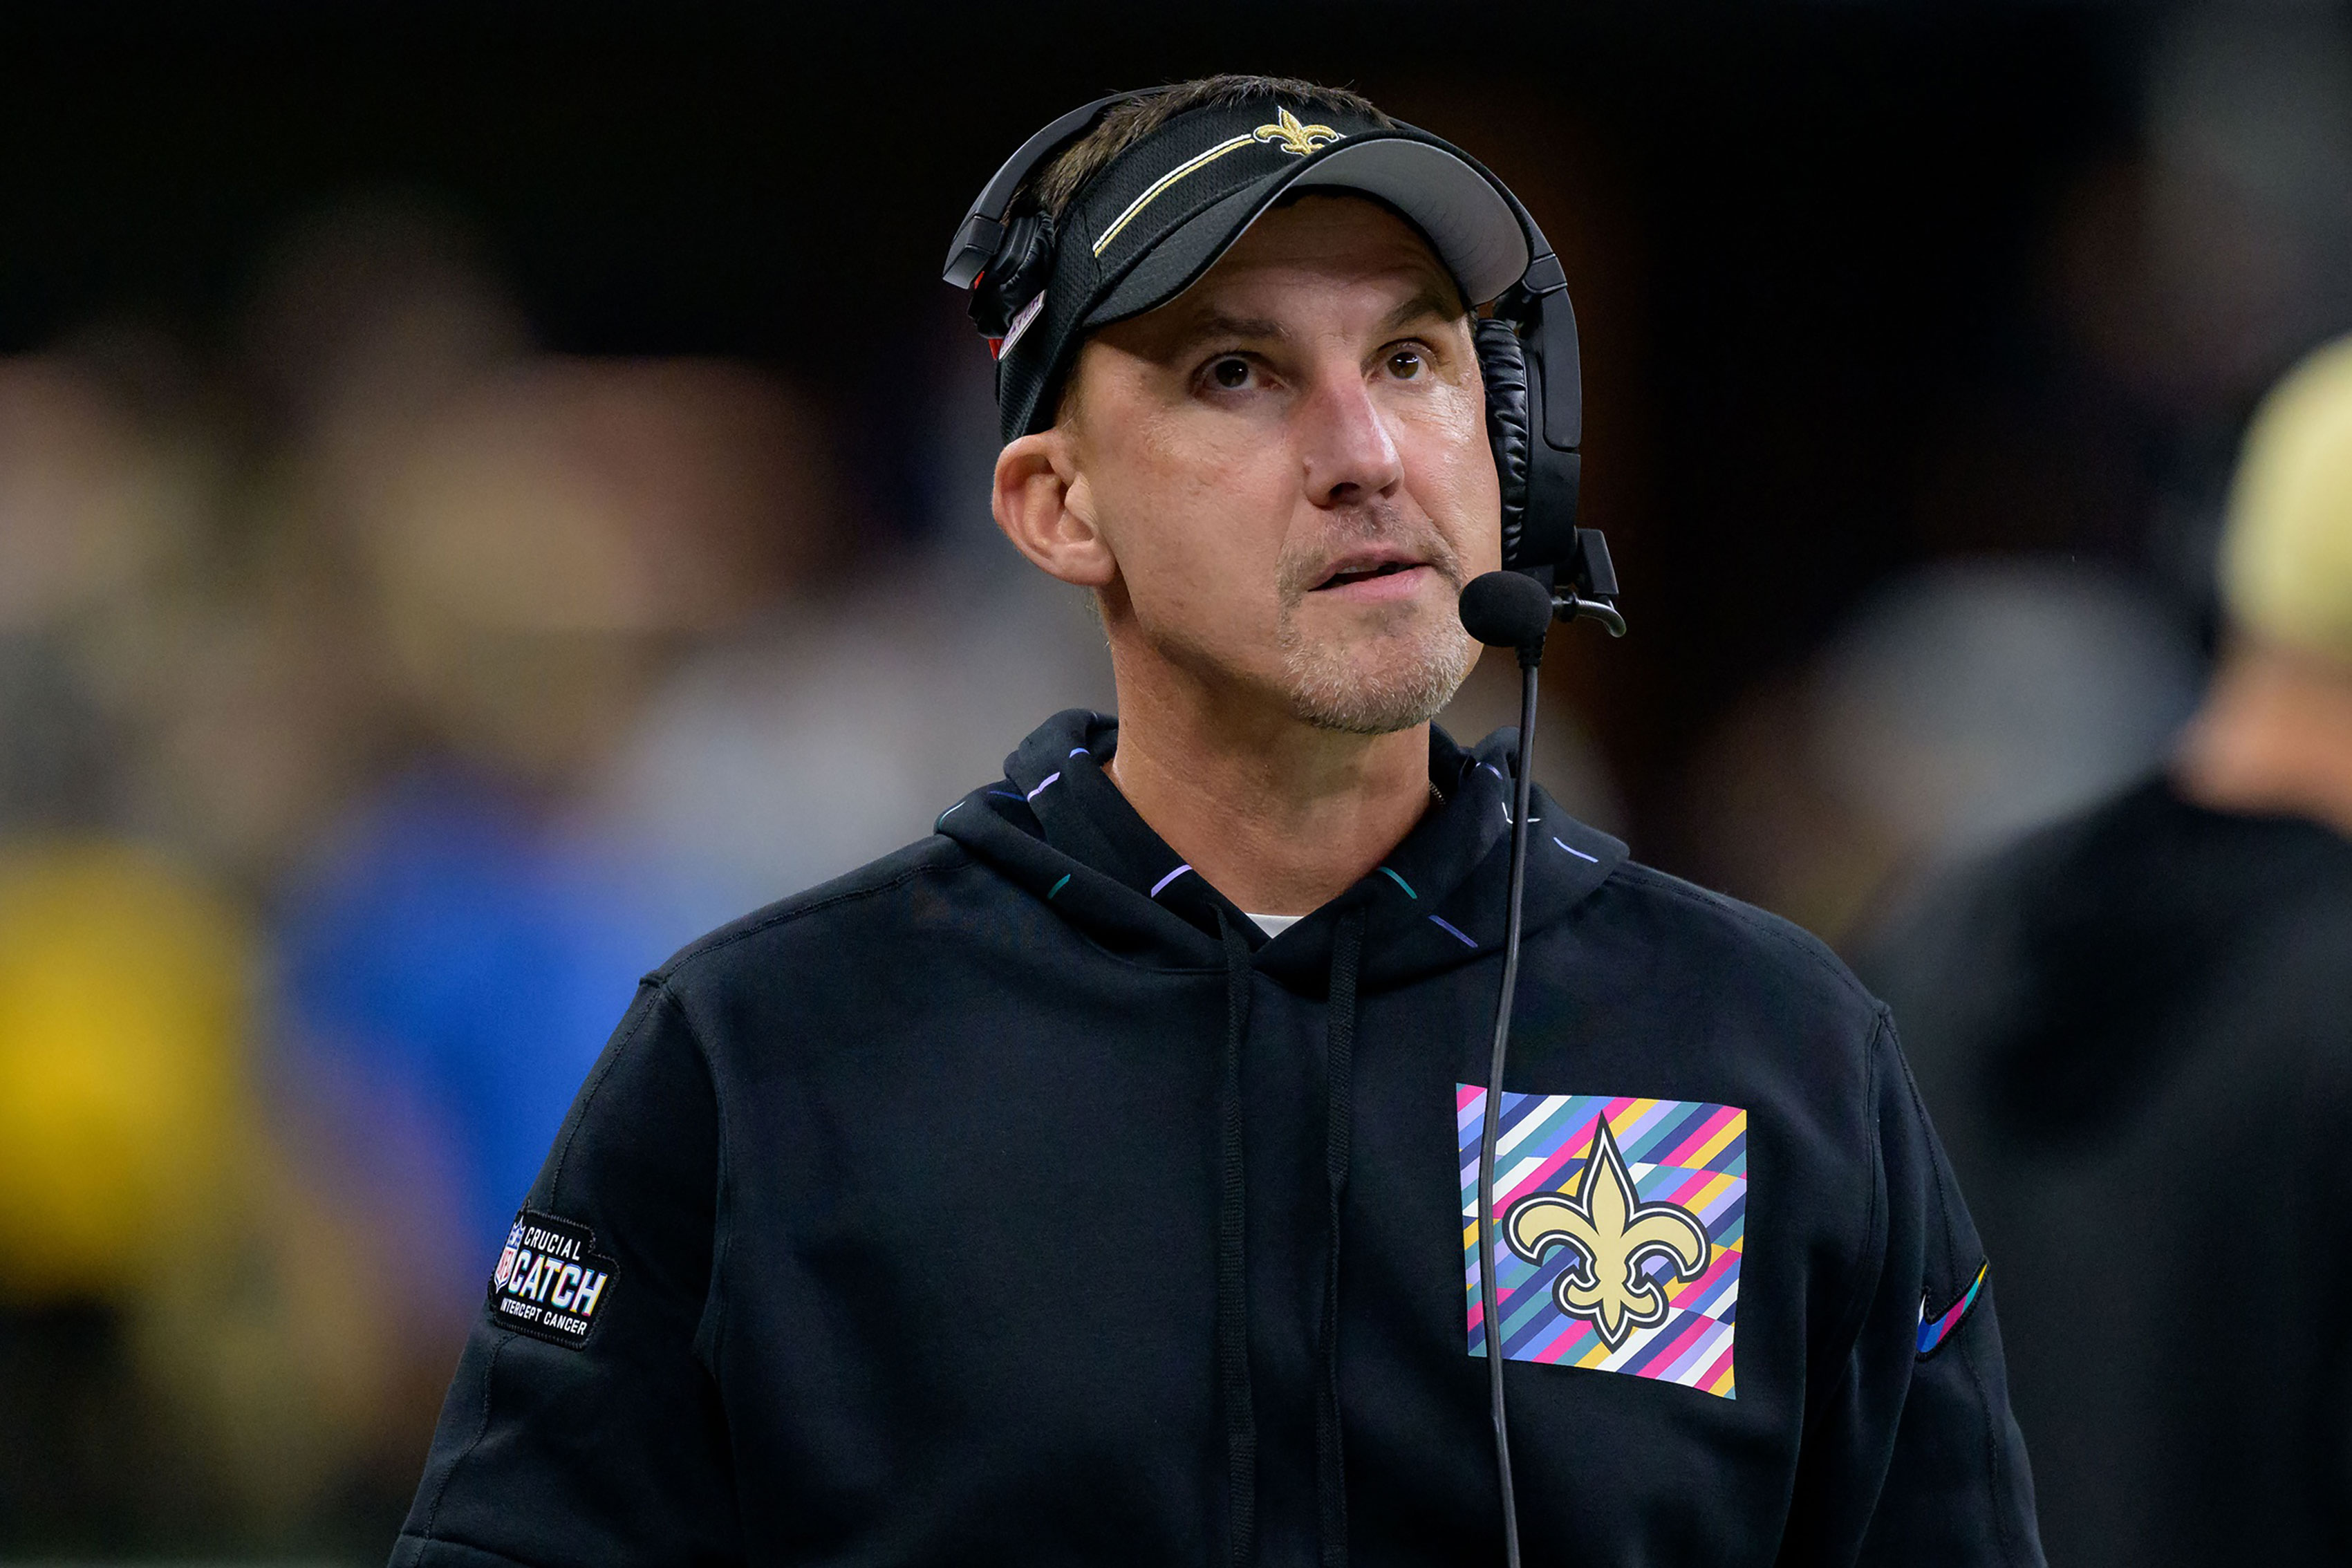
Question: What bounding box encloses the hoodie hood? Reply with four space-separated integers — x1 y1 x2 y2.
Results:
933 708 1625 991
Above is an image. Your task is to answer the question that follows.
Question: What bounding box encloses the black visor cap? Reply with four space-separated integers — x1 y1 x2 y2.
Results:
993 97 1534 443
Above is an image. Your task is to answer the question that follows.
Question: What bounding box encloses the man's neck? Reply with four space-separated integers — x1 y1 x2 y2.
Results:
2173 636 2352 841
1105 669 1435 917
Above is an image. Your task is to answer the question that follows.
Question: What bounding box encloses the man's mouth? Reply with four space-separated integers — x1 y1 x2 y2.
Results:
1312 550 1431 592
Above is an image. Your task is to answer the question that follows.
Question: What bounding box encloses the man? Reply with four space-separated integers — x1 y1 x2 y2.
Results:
1865 335 2352 1568
393 77 2040 1566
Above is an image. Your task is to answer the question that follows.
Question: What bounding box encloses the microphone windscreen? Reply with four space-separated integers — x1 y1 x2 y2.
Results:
1458 570 1553 648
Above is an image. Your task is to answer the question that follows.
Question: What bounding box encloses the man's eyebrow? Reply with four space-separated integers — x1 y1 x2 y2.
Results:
1376 281 1468 337
1159 285 1462 355
1175 310 1292 347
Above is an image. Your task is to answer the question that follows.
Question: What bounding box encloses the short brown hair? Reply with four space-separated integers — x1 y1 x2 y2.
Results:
1024 75 1393 218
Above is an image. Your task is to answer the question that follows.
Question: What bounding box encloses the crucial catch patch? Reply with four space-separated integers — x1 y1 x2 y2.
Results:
488 1209 618 1350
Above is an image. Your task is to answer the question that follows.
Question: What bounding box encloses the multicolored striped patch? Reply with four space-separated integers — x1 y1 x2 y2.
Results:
1916 1260 1988 1358
1459 1087 1748 1399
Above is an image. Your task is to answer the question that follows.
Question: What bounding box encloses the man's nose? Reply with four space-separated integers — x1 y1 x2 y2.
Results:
1297 364 1403 507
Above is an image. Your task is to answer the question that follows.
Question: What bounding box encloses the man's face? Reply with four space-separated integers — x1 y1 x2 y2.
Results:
1061 196 1500 734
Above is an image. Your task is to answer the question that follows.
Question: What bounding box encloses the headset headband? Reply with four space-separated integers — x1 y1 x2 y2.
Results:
940 93 1123 290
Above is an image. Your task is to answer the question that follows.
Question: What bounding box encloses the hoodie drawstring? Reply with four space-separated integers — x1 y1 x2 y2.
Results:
1213 904 1368 1568
1215 911 1259 1568
1315 906 1367 1568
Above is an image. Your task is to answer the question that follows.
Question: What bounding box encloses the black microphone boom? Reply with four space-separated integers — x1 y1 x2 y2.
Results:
1455 563 1624 1568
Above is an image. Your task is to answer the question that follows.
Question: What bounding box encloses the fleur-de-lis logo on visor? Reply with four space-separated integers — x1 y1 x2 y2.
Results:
1254 106 1343 158
1505 1113 1711 1350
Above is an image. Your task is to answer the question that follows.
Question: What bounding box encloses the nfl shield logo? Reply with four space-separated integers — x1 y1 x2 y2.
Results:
495 1220 524 1289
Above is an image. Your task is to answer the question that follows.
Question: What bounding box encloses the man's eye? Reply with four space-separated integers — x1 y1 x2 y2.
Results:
1209 357 1251 390
1388 347 1426 379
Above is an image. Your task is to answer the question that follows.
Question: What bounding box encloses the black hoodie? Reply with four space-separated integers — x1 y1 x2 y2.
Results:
392 710 2041 1568
1862 777 2352 1567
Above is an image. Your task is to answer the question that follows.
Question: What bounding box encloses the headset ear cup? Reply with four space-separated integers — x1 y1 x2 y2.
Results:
969 212 1056 339
1475 318 1532 570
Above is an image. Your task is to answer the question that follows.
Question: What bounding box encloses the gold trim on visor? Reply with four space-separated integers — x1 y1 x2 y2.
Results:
1091 133 1258 258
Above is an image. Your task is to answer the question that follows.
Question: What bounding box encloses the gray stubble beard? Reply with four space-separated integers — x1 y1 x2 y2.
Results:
1273 508 1479 736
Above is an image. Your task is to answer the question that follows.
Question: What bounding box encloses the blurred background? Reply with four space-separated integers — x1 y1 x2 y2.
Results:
1 1 2346 1560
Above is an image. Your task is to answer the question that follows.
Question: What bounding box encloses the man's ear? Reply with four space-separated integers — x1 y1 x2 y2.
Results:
993 429 1118 590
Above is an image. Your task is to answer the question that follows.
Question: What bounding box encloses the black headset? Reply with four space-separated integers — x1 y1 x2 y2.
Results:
942 93 1621 613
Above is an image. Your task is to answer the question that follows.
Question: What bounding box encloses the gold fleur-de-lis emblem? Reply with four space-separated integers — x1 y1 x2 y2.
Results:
1505 1113 1711 1350
1253 106 1343 158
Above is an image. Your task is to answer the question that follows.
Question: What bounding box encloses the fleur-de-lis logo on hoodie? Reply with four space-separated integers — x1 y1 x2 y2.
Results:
1253 106 1343 158
1505 1113 1711 1350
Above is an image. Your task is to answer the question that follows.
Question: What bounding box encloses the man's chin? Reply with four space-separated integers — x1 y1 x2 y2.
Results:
1279 626 1478 736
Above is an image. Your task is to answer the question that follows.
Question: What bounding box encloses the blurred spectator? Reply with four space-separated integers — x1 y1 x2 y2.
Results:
0 841 248 1543
595 551 1116 928
0 342 418 1554
240 197 532 452
602 355 1056 935
589 327 1108 922
275 345 819 1311
1683 559 2200 946
0 841 420 1542
1861 335 2352 1567
0 352 207 839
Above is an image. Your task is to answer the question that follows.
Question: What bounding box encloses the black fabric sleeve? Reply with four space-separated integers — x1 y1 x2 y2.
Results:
390 980 744 1568
1782 1014 2045 1567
